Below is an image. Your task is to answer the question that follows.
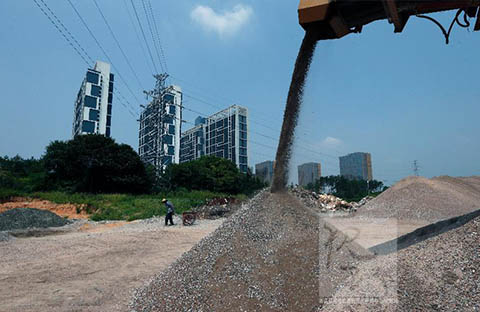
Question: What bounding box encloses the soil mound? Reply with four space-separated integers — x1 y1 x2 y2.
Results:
131 191 371 311
356 176 480 222
322 214 480 311
0 208 70 231
0 197 89 219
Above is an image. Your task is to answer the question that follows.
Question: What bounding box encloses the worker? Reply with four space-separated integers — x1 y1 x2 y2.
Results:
162 198 175 226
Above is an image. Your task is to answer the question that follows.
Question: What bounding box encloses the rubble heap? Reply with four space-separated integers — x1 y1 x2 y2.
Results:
290 187 372 213
192 197 240 219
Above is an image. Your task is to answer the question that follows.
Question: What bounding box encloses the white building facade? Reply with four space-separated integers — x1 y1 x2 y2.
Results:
180 105 249 173
73 61 113 137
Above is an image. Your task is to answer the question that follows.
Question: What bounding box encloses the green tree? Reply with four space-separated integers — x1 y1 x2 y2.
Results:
43 134 151 194
162 156 265 195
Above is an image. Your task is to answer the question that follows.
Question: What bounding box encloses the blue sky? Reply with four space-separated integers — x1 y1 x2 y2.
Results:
0 0 479 185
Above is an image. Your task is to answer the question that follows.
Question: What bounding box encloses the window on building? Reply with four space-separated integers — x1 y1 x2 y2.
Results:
169 125 175 135
164 94 174 103
91 85 101 97
169 105 176 115
168 146 175 156
84 95 97 108
239 115 247 123
106 126 111 137
107 115 112 127
240 139 247 148
82 121 95 133
164 116 173 124
240 148 247 156
108 93 113 104
86 72 99 84
240 123 247 131
89 109 99 121
107 104 112 115
164 135 173 144
240 131 247 139
108 81 114 92
240 156 248 164
109 73 114 82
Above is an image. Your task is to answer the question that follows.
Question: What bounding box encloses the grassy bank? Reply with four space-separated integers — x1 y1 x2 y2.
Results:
0 189 246 221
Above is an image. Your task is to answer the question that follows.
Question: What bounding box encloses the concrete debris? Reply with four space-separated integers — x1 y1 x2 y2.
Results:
290 187 373 213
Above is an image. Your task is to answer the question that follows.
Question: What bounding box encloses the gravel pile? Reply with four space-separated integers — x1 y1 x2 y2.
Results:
356 176 480 222
0 208 70 231
0 232 13 242
322 214 480 311
130 190 372 311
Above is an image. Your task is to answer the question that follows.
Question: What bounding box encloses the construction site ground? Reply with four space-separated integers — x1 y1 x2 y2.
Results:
0 217 223 312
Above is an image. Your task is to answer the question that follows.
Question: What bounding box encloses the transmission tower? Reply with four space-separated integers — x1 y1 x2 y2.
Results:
413 160 420 176
139 73 178 173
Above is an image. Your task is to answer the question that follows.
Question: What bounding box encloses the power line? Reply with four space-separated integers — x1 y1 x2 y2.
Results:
33 0 137 119
33 0 91 66
140 0 165 73
37 0 94 65
92 0 145 91
67 0 142 112
129 0 159 74
122 0 153 74
145 0 168 72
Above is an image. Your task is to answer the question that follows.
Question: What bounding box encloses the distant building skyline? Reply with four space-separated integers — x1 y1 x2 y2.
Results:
298 162 321 186
180 105 249 173
339 152 372 181
255 160 274 185
139 75 182 172
72 61 113 138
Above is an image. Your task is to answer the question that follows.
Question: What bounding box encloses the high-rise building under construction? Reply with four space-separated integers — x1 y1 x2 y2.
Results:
73 61 114 138
180 105 249 173
339 152 372 181
138 74 182 172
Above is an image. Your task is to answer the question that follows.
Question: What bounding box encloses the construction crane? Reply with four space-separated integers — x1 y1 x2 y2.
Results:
298 0 480 43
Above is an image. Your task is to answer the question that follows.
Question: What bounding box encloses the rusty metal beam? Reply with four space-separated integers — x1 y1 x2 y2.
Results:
383 0 409 32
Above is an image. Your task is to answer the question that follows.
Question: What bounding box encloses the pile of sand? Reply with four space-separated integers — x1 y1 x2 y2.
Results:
130 191 371 311
356 176 480 222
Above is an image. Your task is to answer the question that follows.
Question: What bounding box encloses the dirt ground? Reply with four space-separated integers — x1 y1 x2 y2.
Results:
0 197 88 219
0 217 223 312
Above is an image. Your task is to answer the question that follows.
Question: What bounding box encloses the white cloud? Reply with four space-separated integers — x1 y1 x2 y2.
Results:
321 136 343 148
190 4 253 37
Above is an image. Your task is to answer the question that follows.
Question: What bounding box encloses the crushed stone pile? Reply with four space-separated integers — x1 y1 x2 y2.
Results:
290 187 372 213
0 232 13 242
0 208 70 232
130 190 371 311
356 175 480 222
322 214 480 311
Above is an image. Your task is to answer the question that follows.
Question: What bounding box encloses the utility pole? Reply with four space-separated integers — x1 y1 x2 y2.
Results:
413 160 420 176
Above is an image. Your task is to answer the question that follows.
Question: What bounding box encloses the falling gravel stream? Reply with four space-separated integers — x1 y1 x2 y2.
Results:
271 30 318 192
